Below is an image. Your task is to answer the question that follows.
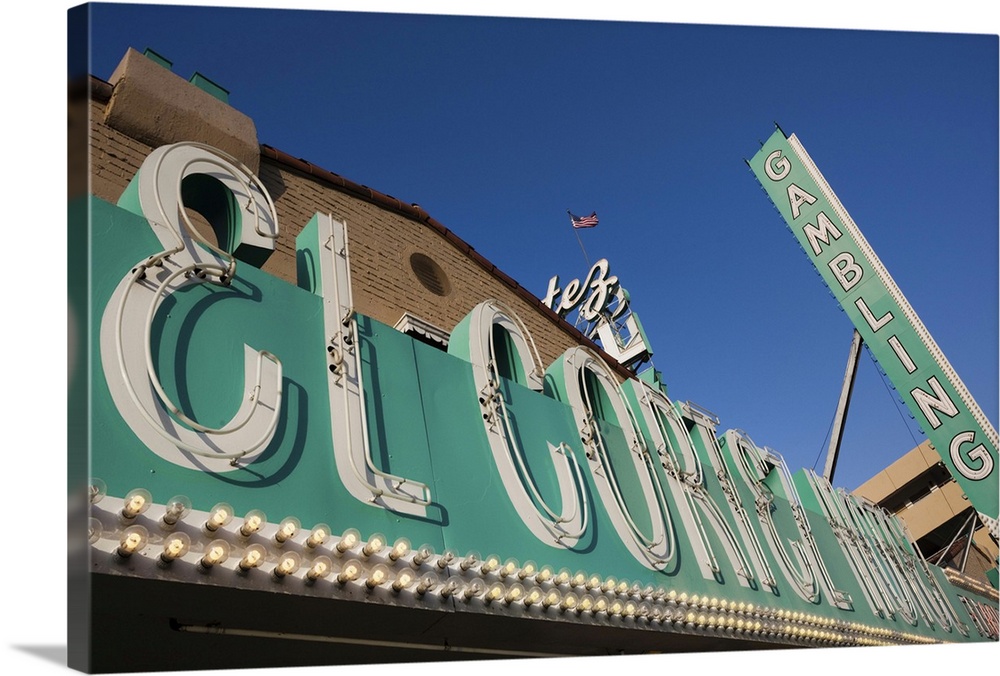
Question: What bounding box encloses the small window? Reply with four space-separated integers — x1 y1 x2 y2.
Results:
409 253 451 297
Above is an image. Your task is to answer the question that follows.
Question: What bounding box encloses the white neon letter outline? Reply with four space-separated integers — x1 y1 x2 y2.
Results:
99 142 282 472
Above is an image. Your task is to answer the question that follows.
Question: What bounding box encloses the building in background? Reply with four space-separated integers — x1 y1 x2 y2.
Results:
855 440 1000 590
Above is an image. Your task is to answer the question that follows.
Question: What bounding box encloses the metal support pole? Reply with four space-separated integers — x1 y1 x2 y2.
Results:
823 329 863 483
933 510 977 566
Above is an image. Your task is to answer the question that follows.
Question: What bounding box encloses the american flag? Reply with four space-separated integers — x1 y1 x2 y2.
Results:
569 210 599 229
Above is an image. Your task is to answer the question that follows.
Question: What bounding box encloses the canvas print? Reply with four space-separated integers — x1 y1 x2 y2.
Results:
65 3 998 673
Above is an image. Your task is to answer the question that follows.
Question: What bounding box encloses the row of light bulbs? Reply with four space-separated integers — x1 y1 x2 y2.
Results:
88 482 946 648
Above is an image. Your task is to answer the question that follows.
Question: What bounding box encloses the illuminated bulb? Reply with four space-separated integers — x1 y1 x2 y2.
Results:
572 571 588 588
560 592 579 611
690 594 701 607
239 544 267 571
517 560 537 580
554 569 572 586
504 583 525 604
624 601 637 617
480 554 501 574
161 496 191 527
685 611 697 624
388 537 411 562
307 556 333 581
485 582 505 604
362 533 385 557
615 580 630 596
88 518 102 545
274 517 300 544
365 563 390 589
709 597 719 609
541 589 562 609
160 532 191 562
697 614 707 626
274 551 301 578
535 566 553 584
412 544 434 566
200 540 230 568
609 600 624 616
462 579 486 601
667 590 678 602
116 525 148 557
586 574 603 591
335 528 359 553
392 568 416 592
678 592 689 605
240 509 267 537
523 586 544 607
578 595 595 613
594 596 609 614
89 479 107 504
204 503 233 532
601 576 617 594
459 551 480 571
307 524 331 549
337 559 362 584
416 572 439 595
121 488 152 520
499 558 519 579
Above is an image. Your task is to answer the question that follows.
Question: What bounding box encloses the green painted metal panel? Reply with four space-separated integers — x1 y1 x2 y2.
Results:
748 129 998 522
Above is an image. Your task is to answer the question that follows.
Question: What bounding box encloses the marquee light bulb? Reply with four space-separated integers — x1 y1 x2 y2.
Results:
88 518 102 545
499 558 519 579
440 576 463 598
388 537 411 562
463 578 486 601
572 571 588 588
504 583 525 605
275 517 300 544
609 599 624 616
200 540 231 568
335 527 359 553
485 582 505 604
239 544 267 571
365 563 390 589
303 523 329 549
273 551 301 579
593 596 609 614
338 559 362 584
204 503 233 532
615 580 630 596
578 595 595 613
121 488 152 520
392 568 416 592
585 574 602 591
601 576 617 593
553 568 571 586
624 601 638 617
541 589 561 610
480 554 501 574
459 551 480 572
240 509 267 537
560 592 579 612
117 525 148 557
436 549 456 569
160 532 191 563
517 560 537 580
161 495 191 527
535 566 553 584
89 479 107 505
307 556 333 581
362 533 385 557
416 572 439 595
412 544 434 566
523 587 543 607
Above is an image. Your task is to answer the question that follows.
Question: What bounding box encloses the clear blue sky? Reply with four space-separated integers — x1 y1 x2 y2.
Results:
80 3 998 494
4 3 999 674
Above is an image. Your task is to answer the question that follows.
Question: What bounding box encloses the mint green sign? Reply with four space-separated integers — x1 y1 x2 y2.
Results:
748 129 998 522
84 141 997 650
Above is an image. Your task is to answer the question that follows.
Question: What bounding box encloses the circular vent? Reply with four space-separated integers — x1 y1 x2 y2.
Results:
409 253 451 297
